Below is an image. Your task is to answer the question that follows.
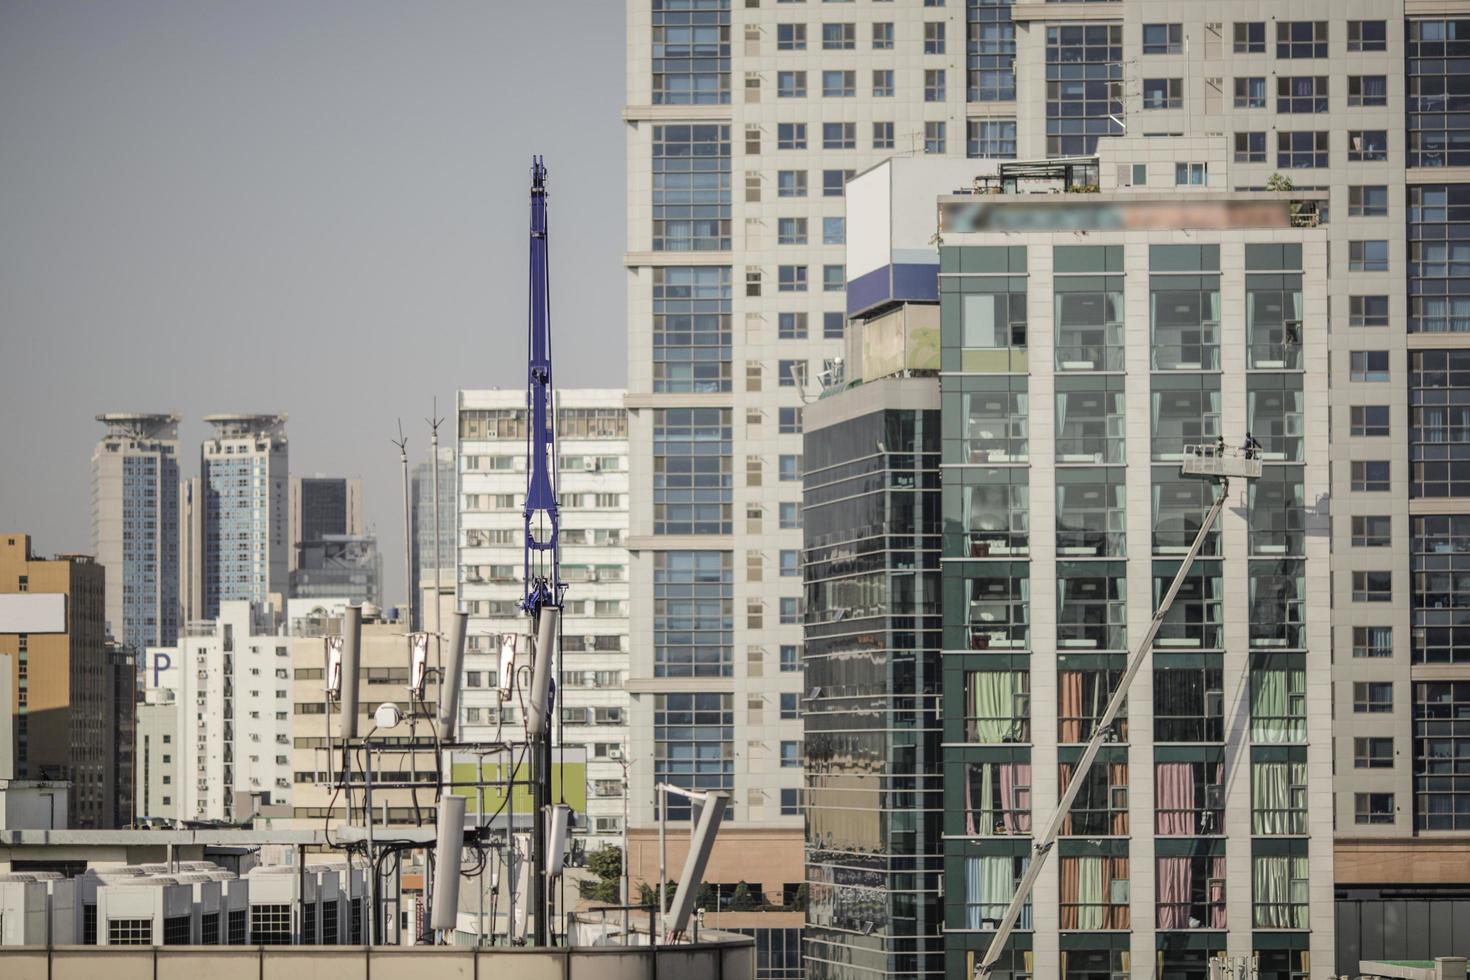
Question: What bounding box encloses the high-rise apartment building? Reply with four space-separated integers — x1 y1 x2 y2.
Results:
457 389 630 850
198 415 288 620
288 477 364 574
91 413 181 651
412 448 457 630
148 601 291 822
290 535 383 608
0 534 114 827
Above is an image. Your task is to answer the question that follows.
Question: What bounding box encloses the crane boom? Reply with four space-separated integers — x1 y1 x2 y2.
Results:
976 473 1233 977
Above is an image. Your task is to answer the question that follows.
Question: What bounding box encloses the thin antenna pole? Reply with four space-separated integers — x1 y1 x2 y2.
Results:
428 403 445 697
394 423 413 629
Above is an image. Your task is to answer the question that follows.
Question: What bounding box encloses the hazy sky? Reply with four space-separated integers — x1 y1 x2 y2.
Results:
0 1 626 603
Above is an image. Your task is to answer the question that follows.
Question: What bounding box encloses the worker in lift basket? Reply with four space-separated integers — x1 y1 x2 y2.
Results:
1242 432 1264 459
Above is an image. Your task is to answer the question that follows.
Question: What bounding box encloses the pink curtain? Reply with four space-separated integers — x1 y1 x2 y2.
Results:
1157 857 1191 929
1059 671 1084 743
1156 762 1195 835
1209 857 1227 928
1001 763 1032 833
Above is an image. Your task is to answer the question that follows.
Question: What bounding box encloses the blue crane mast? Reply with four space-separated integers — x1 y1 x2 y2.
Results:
522 156 564 947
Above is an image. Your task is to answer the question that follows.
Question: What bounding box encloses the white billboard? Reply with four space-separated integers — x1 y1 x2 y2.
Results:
0 593 66 634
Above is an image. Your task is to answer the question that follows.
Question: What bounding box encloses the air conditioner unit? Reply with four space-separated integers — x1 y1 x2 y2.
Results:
1204 690 1224 718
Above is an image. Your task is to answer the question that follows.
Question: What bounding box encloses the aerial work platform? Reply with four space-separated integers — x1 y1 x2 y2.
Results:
1180 443 1264 480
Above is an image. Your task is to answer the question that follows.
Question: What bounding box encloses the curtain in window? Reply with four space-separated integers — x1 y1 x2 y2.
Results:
1251 669 1304 742
1253 855 1307 928
1156 762 1195 835
966 855 1030 929
1059 670 1084 742
1252 760 1306 834
1157 857 1192 929
971 671 1022 742
1001 763 1032 834
1208 857 1226 928
1061 856 1129 930
968 763 992 835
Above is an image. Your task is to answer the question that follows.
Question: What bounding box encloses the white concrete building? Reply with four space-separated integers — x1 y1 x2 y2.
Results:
457 388 630 850
148 601 292 822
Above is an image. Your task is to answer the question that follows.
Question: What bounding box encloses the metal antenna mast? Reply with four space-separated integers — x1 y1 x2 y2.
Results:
522 155 565 947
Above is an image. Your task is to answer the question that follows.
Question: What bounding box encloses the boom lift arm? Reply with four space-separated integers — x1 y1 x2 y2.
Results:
977 445 1258 977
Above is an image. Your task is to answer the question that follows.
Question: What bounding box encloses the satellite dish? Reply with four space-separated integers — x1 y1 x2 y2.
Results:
374 703 403 729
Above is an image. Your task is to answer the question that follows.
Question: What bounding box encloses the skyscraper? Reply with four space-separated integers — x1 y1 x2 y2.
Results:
91 413 181 651
288 476 364 573
199 414 288 620
411 446 455 630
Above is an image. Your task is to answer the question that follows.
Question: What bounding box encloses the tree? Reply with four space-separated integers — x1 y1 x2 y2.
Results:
586 845 622 883
697 882 716 910
579 877 621 903
729 881 759 911
1265 172 1295 192
635 881 658 908
792 883 809 912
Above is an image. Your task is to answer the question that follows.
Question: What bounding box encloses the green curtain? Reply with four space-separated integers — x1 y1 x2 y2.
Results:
1077 855 1104 930
1251 669 1305 742
971 671 1020 742
1252 761 1307 834
1253 855 1308 928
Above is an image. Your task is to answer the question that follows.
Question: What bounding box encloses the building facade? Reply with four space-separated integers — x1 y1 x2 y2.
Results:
0 534 114 828
149 601 292 823
290 535 383 608
199 415 289 621
412 448 457 631
135 687 179 824
90 413 181 652
802 372 943 979
457 388 630 851
288 477 364 574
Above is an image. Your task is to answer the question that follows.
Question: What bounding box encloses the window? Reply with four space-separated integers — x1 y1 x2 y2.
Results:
1251 758 1307 831
1355 737 1395 769
1354 681 1394 712
822 169 852 196
1348 185 1388 217
924 121 946 154
778 313 807 339
872 121 894 149
822 70 855 98
778 265 807 291
780 741 801 767
654 267 731 394
1277 76 1327 113
1277 131 1328 168
778 359 806 387
1174 162 1206 185
872 22 893 50
1411 352 1470 496
969 120 1017 160
777 71 806 98
1410 186 1470 332
924 68 946 102
1356 793 1395 825
1350 295 1390 327
823 264 844 291
925 21 946 54
1351 515 1392 547
654 552 733 678
1348 20 1387 52
1350 405 1391 438
1044 24 1123 156
872 69 893 97
1233 77 1265 108
780 596 800 623
776 23 806 50
653 125 731 251
823 311 843 338
1233 22 1264 53
1350 130 1389 162
1143 78 1182 110
1276 21 1327 59
1352 352 1387 382
1142 23 1182 55
1234 132 1266 162
655 693 733 817
779 501 802 527
822 121 855 149
1353 626 1394 659
1410 24 1470 166
652 0 730 105
777 217 807 244
821 22 854 49
1348 75 1388 107
1350 240 1389 272
1351 460 1391 492
1353 570 1393 602
777 123 806 149
779 455 802 481
780 788 800 815
780 644 800 670
969 0 1017 102
780 691 799 718
777 170 807 197
1252 855 1310 928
